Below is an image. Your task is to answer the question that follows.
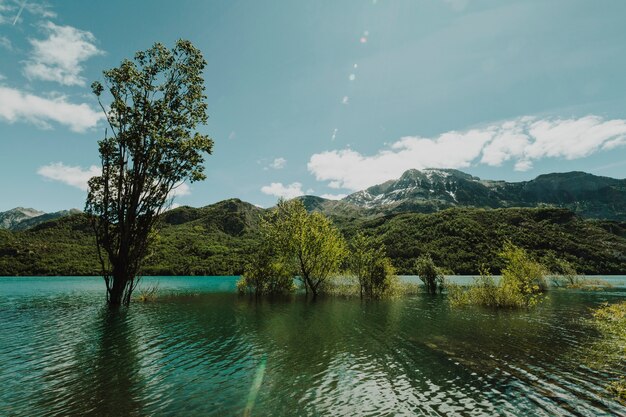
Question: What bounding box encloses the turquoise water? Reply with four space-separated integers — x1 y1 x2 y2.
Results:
1 276 625 416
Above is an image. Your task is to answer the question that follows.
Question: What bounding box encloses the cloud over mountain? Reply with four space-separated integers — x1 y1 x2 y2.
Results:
308 115 626 191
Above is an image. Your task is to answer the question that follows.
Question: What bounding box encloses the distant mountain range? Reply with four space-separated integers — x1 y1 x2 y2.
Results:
303 169 626 221
1 170 625 233
0 207 82 231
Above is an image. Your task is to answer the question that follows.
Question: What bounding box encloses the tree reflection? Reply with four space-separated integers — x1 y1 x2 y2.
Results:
36 307 145 416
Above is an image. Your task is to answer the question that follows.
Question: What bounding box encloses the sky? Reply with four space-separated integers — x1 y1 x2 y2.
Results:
1 0 626 212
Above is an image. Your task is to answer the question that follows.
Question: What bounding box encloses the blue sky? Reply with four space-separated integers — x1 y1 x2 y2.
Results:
1 0 626 212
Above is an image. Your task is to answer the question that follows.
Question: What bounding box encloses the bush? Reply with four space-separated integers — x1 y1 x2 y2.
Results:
237 248 295 296
448 243 547 309
347 233 399 299
499 242 547 307
136 282 160 302
415 254 445 295
262 199 347 298
587 301 626 403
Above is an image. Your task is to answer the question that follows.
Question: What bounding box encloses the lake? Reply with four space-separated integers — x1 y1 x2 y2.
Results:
1 276 625 416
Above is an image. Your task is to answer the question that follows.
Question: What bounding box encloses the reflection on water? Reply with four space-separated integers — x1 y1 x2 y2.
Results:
1 277 625 416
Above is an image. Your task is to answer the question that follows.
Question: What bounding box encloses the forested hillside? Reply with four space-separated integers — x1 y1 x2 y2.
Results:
1 199 625 276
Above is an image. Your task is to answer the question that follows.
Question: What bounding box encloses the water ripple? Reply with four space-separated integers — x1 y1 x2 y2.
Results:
0 279 625 416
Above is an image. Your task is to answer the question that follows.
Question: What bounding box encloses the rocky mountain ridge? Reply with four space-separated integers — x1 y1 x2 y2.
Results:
0 208 82 230
339 169 626 220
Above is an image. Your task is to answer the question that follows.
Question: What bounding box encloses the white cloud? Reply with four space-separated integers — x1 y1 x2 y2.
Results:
261 182 304 199
2 0 56 25
268 157 286 169
37 162 101 191
481 115 626 165
38 164 194 201
309 130 491 191
0 86 103 131
0 1 15 25
320 193 347 200
23 2 56 19
24 21 103 86
0 35 11 50
308 115 626 191
169 182 191 197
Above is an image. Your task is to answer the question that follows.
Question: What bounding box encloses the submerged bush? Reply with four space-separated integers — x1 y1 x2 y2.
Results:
586 301 626 403
347 233 399 299
449 243 547 309
136 282 160 302
499 242 547 307
448 265 497 307
415 254 445 295
237 248 295 296
262 199 347 298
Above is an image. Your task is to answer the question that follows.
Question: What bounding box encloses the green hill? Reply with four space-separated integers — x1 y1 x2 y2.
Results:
1 199 625 276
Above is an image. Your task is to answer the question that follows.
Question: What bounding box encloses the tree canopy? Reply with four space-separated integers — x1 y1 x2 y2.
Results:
85 40 213 306
261 199 347 298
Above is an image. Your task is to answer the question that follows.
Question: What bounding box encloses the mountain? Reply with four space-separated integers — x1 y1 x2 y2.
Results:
0 207 45 229
342 169 626 220
2 171 626 276
0 208 82 231
3 170 624 233
1 199 625 276
11 209 83 231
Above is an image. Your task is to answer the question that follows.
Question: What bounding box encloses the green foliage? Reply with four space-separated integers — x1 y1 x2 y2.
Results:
86 40 213 305
448 265 498 308
237 247 295 296
499 242 548 307
585 302 626 403
261 199 347 297
415 253 445 294
347 233 399 299
1 205 626 278
363 207 626 275
449 244 548 309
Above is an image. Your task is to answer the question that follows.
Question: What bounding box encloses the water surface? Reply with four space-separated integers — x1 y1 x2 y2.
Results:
1 276 625 416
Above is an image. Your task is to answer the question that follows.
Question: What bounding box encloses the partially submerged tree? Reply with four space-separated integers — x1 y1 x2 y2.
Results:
262 199 347 298
86 40 213 306
348 232 397 299
415 253 445 295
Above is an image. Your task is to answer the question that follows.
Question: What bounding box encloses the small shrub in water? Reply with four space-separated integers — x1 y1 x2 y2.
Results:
237 248 295 296
415 254 445 295
137 282 159 302
346 233 399 299
586 301 626 403
449 243 547 309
